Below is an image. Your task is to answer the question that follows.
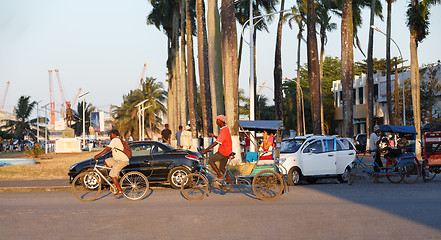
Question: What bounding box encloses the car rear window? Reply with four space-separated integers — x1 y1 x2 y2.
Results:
337 139 351 150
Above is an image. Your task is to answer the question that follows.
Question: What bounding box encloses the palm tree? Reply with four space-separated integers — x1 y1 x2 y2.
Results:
207 0 224 136
385 0 396 125
72 100 95 137
340 0 354 138
307 0 321 134
221 0 240 164
406 0 440 157
2 96 37 140
186 0 198 148
113 77 167 140
273 0 285 121
195 0 213 141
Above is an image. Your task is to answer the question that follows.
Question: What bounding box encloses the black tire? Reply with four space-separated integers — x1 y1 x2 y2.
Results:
385 163 403 184
348 163 358 185
71 172 102 202
422 160 436 182
168 166 191 189
337 166 352 183
400 160 419 184
252 170 284 201
120 171 149 201
181 173 208 200
287 167 301 186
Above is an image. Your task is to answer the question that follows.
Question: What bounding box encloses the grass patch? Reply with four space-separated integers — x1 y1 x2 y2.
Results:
0 151 99 180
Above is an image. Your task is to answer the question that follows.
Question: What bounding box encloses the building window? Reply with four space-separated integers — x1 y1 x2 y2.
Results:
353 89 356 105
374 84 379 101
359 87 364 104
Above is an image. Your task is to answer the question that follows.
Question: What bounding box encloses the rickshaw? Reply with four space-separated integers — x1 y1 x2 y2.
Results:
421 131 441 181
348 125 420 184
180 120 287 201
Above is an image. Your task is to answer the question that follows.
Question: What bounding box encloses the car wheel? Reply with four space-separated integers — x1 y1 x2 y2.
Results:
287 167 301 186
168 166 191 189
337 166 351 183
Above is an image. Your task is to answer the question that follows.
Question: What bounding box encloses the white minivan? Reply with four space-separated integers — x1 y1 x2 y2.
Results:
279 135 356 185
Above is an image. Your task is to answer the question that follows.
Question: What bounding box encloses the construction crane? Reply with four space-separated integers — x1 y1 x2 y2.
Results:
48 70 55 126
1 81 10 110
54 69 69 117
71 88 82 108
138 63 147 90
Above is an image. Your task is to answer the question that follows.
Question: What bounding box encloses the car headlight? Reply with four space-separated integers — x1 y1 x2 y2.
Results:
69 163 78 171
280 158 286 164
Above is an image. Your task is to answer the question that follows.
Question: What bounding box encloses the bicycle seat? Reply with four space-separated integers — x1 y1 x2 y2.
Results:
229 152 236 157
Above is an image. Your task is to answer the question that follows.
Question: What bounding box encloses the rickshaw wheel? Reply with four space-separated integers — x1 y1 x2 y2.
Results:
181 173 208 201
252 170 284 201
422 160 436 182
400 161 419 184
385 160 403 183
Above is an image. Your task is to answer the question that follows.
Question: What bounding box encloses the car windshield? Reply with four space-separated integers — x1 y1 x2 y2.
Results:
281 140 303 153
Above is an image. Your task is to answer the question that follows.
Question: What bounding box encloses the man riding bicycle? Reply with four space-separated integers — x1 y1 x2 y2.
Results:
93 129 129 197
203 115 233 184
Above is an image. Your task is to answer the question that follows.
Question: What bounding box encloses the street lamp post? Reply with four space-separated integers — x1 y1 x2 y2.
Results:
135 99 149 140
284 78 306 135
371 25 405 125
78 91 89 149
41 103 50 153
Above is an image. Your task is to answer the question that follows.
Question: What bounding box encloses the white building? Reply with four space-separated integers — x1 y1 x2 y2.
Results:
332 63 441 136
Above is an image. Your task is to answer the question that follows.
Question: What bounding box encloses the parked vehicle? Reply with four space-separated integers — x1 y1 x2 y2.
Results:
68 141 202 189
279 135 356 185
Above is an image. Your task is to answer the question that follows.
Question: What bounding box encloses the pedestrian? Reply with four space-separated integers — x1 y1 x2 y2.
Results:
161 124 172 145
203 115 233 184
369 125 384 183
175 126 183 149
181 125 192 150
93 129 129 197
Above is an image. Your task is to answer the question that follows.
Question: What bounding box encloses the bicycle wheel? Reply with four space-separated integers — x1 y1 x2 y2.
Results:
400 161 419 184
385 161 403 183
348 163 358 185
422 161 436 182
181 173 209 201
120 171 149 201
252 170 284 201
72 172 102 202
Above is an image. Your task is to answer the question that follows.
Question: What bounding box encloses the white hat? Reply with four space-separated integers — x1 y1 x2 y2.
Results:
185 125 191 130
373 125 380 132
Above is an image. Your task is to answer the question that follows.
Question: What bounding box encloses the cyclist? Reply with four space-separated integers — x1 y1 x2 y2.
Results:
93 129 129 197
203 115 233 184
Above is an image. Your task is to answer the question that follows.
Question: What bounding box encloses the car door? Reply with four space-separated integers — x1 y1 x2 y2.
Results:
126 143 154 177
149 143 172 178
301 139 336 175
335 139 356 174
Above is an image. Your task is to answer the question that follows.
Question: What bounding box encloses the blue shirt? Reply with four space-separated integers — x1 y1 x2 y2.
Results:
175 131 182 146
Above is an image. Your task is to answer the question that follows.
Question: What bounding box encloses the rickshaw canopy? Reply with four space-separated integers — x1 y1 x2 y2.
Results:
379 125 417 134
239 120 284 131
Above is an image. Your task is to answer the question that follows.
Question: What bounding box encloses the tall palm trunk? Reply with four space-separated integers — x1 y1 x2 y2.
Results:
221 0 240 164
366 0 375 149
274 0 285 121
296 30 303 135
319 26 325 134
386 0 393 124
180 0 187 128
170 5 181 134
186 0 197 150
341 0 354 138
307 0 321 134
410 0 421 157
207 0 224 136
196 0 212 143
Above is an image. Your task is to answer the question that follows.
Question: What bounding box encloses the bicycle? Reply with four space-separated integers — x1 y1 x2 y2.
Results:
348 151 419 185
71 159 149 201
181 149 284 201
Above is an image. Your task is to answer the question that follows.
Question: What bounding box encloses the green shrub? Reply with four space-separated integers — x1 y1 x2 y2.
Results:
25 144 44 158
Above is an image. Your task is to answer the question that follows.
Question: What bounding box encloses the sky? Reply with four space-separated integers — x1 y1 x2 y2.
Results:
0 0 440 121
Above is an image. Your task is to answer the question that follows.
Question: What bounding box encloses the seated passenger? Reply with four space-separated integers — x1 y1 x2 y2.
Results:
259 130 274 160
384 133 409 165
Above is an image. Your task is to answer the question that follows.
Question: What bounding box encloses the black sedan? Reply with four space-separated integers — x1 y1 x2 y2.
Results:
68 141 202 189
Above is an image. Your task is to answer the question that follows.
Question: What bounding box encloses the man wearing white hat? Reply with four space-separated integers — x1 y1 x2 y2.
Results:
181 125 192 150
369 125 384 183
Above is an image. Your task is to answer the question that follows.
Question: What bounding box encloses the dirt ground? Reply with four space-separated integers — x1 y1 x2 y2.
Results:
0 151 99 180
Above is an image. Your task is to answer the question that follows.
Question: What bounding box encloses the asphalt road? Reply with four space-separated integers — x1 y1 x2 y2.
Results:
1 176 441 240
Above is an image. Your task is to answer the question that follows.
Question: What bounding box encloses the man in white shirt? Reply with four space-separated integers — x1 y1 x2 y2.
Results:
370 125 384 183
181 125 192 150
93 129 129 197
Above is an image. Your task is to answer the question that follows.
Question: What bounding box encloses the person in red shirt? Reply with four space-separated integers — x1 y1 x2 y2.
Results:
203 115 233 184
